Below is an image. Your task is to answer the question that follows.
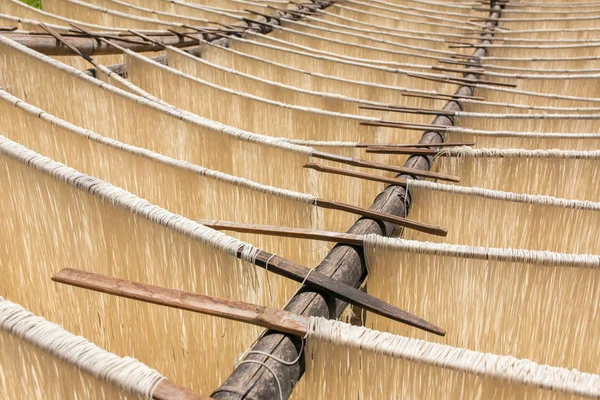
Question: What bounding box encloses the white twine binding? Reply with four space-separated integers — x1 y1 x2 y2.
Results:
0 297 166 398
307 317 600 398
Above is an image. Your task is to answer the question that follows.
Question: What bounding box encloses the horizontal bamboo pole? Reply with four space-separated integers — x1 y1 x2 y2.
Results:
0 31 201 56
213 1 503 398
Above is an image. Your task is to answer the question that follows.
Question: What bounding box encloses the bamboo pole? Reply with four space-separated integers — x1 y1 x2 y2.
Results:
212 1 504 399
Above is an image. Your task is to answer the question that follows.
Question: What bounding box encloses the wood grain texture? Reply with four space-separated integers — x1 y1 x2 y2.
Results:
211 1 503 399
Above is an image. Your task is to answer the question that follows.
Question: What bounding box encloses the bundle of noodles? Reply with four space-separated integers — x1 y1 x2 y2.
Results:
0 35 384 230
307 7 482 42
198 39 448 107
276 17 476 53
0 89 327 269
324 3 480 35
295 317 600 399
122 48 428 146
362 236 600 373
110 0 246 15
0 135 292 393
42 0 187 31
247 30 459 71
80 0 240 26
0 297 177 399
163 44 436 130
262 23 460 65
403 180 600 253
0 0 126 32
433 148 600 200
225 34 457 92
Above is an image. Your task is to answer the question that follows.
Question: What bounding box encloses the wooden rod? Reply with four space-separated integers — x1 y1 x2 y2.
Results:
356 142 475 148
406 72 516 87
304 163 408 187
367 147 450 156
52 268 311 336
246 251 446 336
312 151 460 182
196 219 365 246
402 92 486 102
51 269 211 400
360 105 456 117
315 199 448 237
359 121 449 133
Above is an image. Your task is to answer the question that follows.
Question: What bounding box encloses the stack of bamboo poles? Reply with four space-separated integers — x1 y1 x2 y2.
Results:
1 0 599 399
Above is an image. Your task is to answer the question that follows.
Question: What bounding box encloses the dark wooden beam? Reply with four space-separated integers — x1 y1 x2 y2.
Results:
211 1 503 399
1 31 201 56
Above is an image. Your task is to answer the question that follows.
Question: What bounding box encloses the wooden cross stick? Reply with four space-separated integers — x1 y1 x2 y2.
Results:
53 265 445 336
312 151 460 182
355 142 475 148
402 92 486 102
359 105 457 117
406 72 517 88
247 250 446 336
304 163 409 186
366 147 450 156
52 268 311 336
359 120 449 133
196 220 365 246
314 199 447 236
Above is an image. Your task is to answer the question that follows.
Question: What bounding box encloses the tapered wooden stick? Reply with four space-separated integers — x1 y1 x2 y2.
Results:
315 199 447 236
402 92 486 102
359 105 457 117
406 72 516 87
359 121 449 133
53 265 444 336
366 147 451 156
356 142 475 148
53 269 310 335
304 163 408 186
196 220 365 246
312 151 460 182
433 65 487 75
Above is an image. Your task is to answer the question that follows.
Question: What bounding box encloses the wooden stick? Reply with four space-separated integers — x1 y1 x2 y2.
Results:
52 268 311 336
311 151 460 182
196 219 365 246
304 163 408 186
402 92 486 102
38 24 94 63
314 199 447 237
53 261 446 336
359 105 457 117
432 65 487 75
247 251 446 335
406 72 516 88
0 26 17 32
356 142 475 148
128 30 166 49
366 147 448 156
359 120 449 133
